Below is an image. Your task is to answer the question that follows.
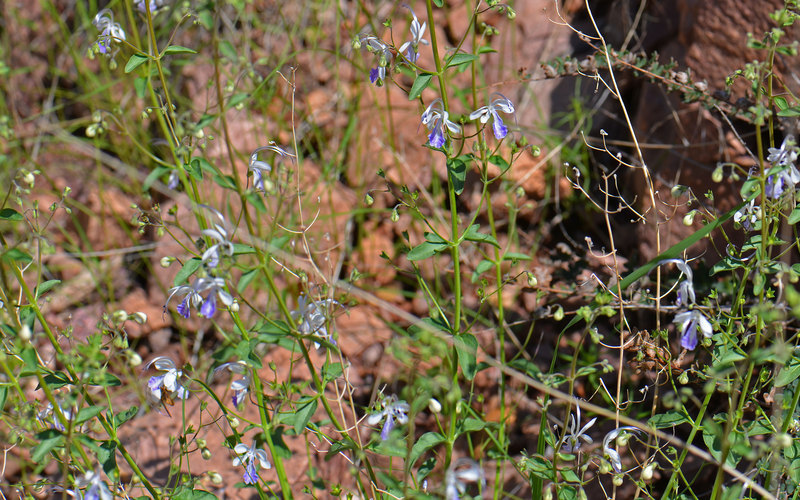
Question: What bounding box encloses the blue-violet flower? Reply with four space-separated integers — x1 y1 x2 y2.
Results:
398 4 428 63
445 458 485 500
367 394 410 441
145 356 190 403
215 361 251 408
674 309 713 350
421 98 461 148
602 426 640 473
559 403 596 453
233 441 272 485
93 10 126 57
469 93 515 140
249 144 294 193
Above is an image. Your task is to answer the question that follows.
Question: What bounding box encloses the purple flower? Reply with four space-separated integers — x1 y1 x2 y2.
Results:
200 206 234 269
93 10 126 57
194 277 233 318
764 137 800 199
559 403 596 453
214 361 251 408
145 356 190 402
734 199 761 231
469 93 516 140
674 309 713 350
249 144 294 193
164 283 203 319
398 4 428 63
445 458 485 500
602 427 640 473
359 35 392 86
233 441 271 485
421 98 461 148
291 296 340 349
366 394 409 441
167 171 179 190
658 259 696 307
75 470 112 500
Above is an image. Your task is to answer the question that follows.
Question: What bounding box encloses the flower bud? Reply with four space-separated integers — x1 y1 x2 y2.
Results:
201 448 212 460
208 471 223 485
351 36 362 50
131 312 147 325
364 193 374 206
506 7 516 19
128 352 143 367
683 211 696 226
19 324 32 341
712 165 724 183
526 272 538 287
641 463 656 481
228 416 240 428
678 371 689 385
197 438 207 448
391 207 399 222
428 398 442 413
160 256 174 268
230 300 240 313
599 461 612 475
113 335 129 350
553 305 564 321
617 433 631 446
112 310 129 323
612 474 623 487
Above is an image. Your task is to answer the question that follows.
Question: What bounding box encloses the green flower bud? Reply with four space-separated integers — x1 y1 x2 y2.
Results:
364 193 374 206
683 211 696 226
526 272 538 287
678 371 689 385
641 463 656 481
612 474 623 487
553 305 564 321
712 165 724 183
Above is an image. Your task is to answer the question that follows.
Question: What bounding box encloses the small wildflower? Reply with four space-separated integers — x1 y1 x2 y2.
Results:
765 137 800 199
291 296 340 348
398 4 429 63
145 356 190 403
733 199 761 231
38 402 74 432
92 10 126 58
469 93 516 140
367 394 410 441
195 277 233 318
135 0 167 13
164 283 203 319
659 259 695 307
167 170 179 190
200 206 234 268
233 441 272 485
249 144 294 193
75 470 113 500
559 403 596 453
214 361 251 408
421 98 461 148
445 458 485 500
359 35 393 86
602 427 640 473
674 309 713 350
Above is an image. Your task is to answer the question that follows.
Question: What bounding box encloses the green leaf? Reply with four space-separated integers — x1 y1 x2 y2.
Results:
174 257 202 286
774 96 789 110
112 406 139 429
227 93 249 108
212 174 237 190
172 486 218 500
43 371 73 389
445 53 478 68
463 224 500 247
291 397 317 435
776 353 800 387
471 259 494 283
124 53 149 73
477 45 497 54
407 241 447 261
432 0 443 6
75 405 105 425
446 156 467 195
3 248 32 264
90 373 122 387
0 208 23 221
134 77 147 98
648 411 688 429
778 106 800 117
97 440 117 476
409 432 445 467
0 386 7 412
232 243 256 255
162 45 197 55
789 205 800 225
459 417 486 433
32 429 64 462
454 333 478 380
237 268 258 293
219 40 238 62
35 279 61 296
408 73 433 100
